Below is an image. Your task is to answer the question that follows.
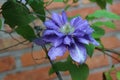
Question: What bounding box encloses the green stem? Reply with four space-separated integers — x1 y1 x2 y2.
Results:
42 45 63 80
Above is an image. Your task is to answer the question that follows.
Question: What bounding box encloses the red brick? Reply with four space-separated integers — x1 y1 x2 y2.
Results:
101 37 120 49
21 49 69 67
0 39 4 49
82 0 90 4
88 67 120 80
0 56 15 72
86 54 109 69
111 53 120 64
0 37 32 53
4 66 56 80
46 0 78 10
110 3 120 15
21 50 48 67
88 71 103 80
114 20 120 31
89 67 120 80
67 7 99 18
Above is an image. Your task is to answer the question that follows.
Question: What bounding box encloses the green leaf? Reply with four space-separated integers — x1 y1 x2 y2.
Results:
85 44 95 57
49 68 55 75
92 26 105 38
95 38 106 54
29 0 45 22
90 0 106 9
25 0 34 4
96 0 106 9
0 19 2 29
15 25 36 41
86 10 120 20
49 61 68 75
69 63 89 80
117 71 120 80
103 72 112 80
73 0 78 3
92 21 116 29
106 0 113 4
2 1 35 28
53 0 63 2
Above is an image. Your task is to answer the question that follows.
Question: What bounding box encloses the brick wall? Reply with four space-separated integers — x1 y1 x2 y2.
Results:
0 0 120 80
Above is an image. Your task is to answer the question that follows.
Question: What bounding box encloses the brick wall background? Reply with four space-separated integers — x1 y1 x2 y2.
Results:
0 0 120 80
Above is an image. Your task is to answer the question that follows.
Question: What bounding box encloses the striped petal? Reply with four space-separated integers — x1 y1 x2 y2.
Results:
48 45 67 60
68 43 87 64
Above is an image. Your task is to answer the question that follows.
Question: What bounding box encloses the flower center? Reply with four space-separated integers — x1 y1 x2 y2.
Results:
60 23 74 34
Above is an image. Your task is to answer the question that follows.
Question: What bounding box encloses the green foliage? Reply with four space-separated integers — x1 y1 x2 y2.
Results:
15 25 37 41
2 1 35 28
92 21 116 29
25 0 34 4
73 0 79 3
69 63 89 80
97 39 105 52
106 0 113 4
1 1 36 41
102 66 120 80
53 0 78 3
86 10 120 20
92 26 105 38
49 56 89 80
117 71 120 80
85 44 95 57
90 0 106 9
49 61 68 75
103 65 115 80
90 0 113 9
29 0 45 22
103 72 112 80
53 0 64 2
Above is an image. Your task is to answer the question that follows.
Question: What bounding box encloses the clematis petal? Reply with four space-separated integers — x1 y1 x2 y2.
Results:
73 30 85 37
75 20 88 29
48 45 67 60
52 13 63 27
43 30 64 42
53 38 63 47
62 11 68 24
68 43 87 64
77 38 89 44
63 36 72 46
70 17 82 28
90 38 100 46
71 17 94 34
85 35 99 46
75 20 94 34
44 20 59 30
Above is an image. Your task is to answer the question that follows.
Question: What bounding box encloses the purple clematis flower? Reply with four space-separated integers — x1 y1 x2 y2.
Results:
42 11 99 64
